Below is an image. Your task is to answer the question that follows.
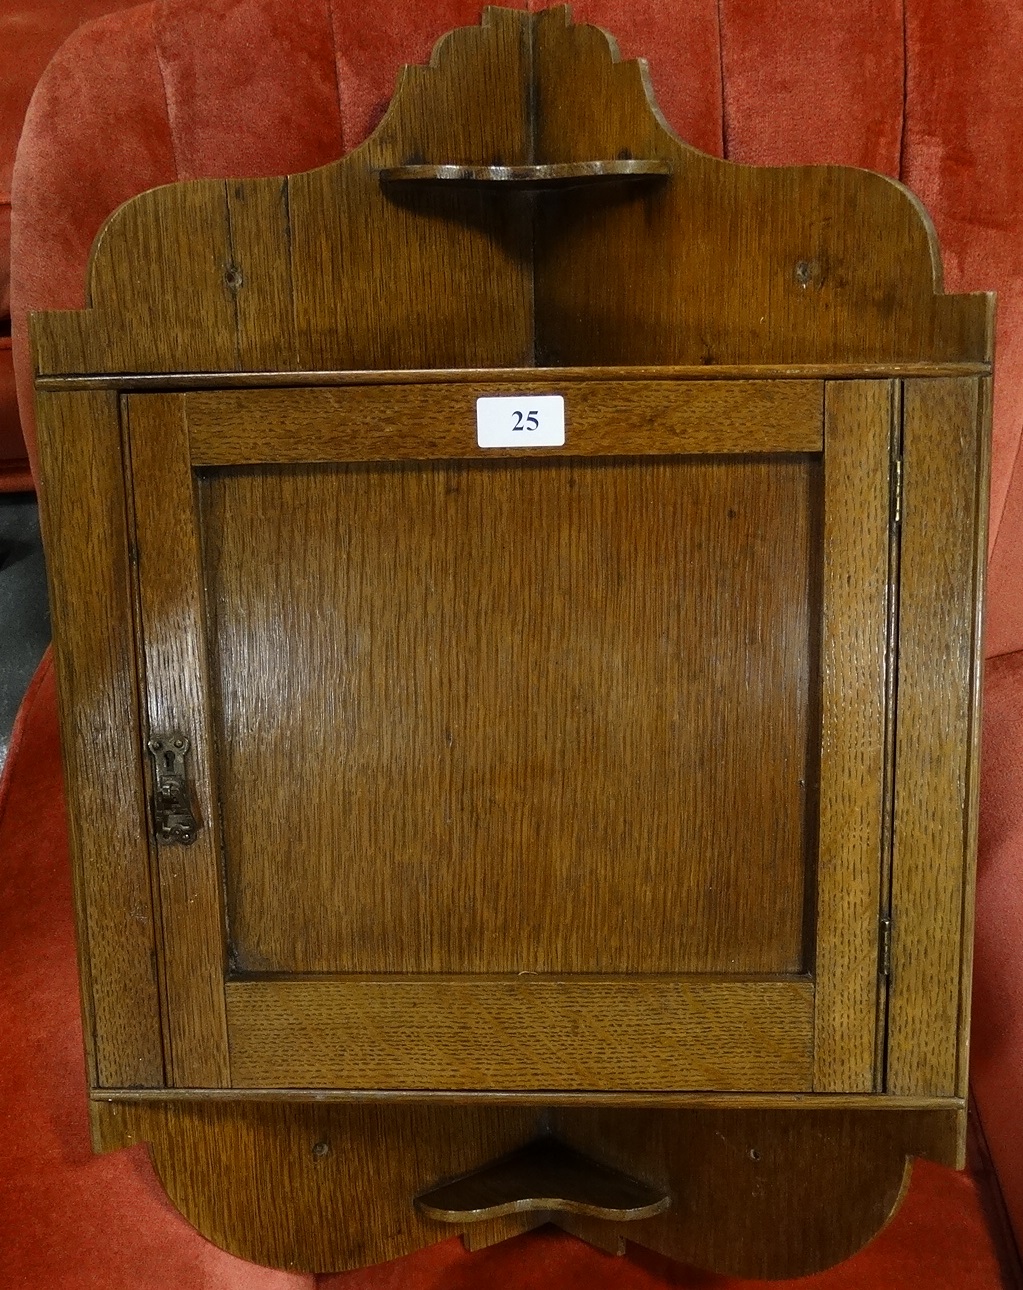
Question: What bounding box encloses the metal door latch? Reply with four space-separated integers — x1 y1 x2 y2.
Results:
147 733 199 845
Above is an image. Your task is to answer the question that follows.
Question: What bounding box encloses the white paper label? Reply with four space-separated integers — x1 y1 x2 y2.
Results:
476 394 565 448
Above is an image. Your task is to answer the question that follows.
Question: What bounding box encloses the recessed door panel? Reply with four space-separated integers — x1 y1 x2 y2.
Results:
201 454 818 977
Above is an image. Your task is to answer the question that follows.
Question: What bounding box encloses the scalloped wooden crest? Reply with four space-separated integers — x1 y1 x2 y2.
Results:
31 4 991 379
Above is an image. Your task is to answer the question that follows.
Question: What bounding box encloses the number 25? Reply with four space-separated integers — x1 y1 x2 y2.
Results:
511 409 540 432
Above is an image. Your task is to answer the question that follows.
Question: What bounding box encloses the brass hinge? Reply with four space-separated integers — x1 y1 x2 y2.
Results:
879 915 893 980
892 456 903 527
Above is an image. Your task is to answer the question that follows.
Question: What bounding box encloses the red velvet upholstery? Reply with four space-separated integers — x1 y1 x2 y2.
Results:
0 337 27 489
5 1 1023 1284
0 1 141 489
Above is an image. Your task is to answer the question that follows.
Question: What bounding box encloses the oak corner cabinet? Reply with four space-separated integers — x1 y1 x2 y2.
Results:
31 5 992 1279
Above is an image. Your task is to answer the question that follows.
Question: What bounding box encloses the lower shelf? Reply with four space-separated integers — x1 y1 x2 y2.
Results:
414 1136 672 1224
91 1095 964 1277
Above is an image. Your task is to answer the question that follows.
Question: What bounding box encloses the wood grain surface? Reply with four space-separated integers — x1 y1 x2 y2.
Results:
30 8 990 379
93 1087 965 1110
36 362 991 393
185 379 823 464
378 159 672 186
34 390 164 1088
30 4 993 1278
812 382 894 1091
413 1137 672 1222
91 1096 961 1277
225 977 814 1091
201 452 815 978
886 378 986 1096
126 395 230 1087
957 377 993 1098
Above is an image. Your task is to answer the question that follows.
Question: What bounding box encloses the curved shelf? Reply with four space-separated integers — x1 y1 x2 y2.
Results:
414 1138 671 1224
379 159 671 189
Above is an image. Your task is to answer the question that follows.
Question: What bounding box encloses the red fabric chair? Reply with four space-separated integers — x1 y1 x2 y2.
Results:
0 1 141 490
5 2 1023 1286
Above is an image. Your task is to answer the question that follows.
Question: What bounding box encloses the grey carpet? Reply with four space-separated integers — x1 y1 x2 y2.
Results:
0 493 50 775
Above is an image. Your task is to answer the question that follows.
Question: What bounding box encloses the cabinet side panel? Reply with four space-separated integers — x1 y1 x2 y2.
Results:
887 377 983 1096
956 376 992 1099
34 389 164 1087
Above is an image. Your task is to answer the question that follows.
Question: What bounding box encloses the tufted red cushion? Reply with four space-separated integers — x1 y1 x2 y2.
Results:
0 1 143 487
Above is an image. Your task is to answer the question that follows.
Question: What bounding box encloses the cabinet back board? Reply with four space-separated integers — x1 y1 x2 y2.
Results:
31 6 992 1278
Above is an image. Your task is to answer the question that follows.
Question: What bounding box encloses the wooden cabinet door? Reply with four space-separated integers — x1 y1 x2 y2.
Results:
124 375 895 1094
